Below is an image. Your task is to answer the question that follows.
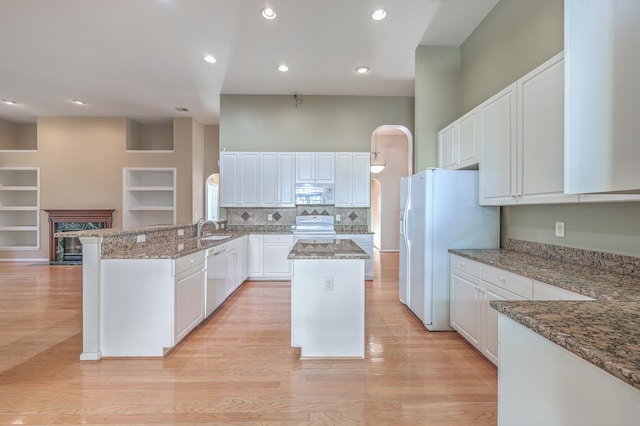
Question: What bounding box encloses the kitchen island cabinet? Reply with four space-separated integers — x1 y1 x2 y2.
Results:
100 250 205 357
289 238 369 358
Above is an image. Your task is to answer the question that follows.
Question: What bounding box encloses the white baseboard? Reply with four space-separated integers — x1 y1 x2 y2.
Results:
0 257 49 263
375 249 399 253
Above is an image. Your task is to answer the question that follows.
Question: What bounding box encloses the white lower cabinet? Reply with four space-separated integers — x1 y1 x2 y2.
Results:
336 234 374 280
100 251 205 357
248 234 264 278
449 254 592 366
225 236 248 297
263 234 294 278
174 257 206 343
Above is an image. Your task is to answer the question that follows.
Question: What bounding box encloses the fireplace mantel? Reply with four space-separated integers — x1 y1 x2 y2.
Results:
45 209 115 262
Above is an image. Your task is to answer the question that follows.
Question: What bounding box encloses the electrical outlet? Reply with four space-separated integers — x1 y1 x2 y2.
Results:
267 214 273 221
177 243 184 251
336 214 341 222
323 276 334 291
177 228 184 236
555 221 565 237
136 234 145 243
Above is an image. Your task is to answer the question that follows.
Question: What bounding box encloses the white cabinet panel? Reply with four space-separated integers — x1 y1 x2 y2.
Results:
438 109 479 170
335 152 370 207
565 0 640 194
457 110 479 168
518 52 578 204
532 280 594 301
260 152 295 207
296 152 334 183
263 234 293 278
248 234 264 278
260 152 278 206
450 269 481 350
175 266 206 343
479 83 517 205
220 152 259 207
277 152 295 206
438 124 456 170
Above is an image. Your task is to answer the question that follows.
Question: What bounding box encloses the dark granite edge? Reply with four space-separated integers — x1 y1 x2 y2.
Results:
448 249 608 300
491 300 640 391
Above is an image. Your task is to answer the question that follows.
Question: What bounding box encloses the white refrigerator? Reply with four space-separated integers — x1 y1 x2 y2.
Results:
399 169 499 331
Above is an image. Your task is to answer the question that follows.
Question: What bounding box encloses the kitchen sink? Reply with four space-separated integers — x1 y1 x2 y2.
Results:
199 235 231 241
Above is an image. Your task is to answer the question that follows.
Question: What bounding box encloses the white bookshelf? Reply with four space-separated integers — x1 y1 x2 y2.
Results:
0 167 40 249
123 168 176 228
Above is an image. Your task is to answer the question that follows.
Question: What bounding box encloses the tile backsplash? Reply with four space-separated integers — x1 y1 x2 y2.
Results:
225 207 369 227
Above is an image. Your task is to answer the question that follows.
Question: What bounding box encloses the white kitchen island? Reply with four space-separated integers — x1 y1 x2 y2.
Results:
288 239 369 359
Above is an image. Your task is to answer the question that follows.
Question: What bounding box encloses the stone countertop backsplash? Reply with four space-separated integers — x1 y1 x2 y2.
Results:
451 239 640 391
288 238 369 260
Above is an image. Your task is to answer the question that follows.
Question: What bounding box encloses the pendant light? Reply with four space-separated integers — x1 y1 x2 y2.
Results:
370 129 386 174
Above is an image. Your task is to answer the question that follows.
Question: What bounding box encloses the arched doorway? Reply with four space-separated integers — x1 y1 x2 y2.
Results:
206 174 220 221
370 125 412 251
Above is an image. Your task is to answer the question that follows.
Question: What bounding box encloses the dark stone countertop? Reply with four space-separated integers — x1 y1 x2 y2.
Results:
288 239 369 260
450 248 640 391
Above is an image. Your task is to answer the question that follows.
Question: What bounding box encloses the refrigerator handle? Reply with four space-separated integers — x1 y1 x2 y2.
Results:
404 207 411 239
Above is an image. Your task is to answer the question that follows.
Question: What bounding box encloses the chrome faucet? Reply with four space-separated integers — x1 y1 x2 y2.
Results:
196 217 216 238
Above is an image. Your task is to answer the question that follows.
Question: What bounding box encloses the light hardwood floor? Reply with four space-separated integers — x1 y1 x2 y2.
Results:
0 251 497 425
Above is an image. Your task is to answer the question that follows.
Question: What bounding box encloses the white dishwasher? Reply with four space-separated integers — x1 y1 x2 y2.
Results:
205 244 227 317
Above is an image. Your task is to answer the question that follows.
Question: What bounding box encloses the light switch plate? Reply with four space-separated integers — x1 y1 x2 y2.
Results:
555 222 565 237
136 234 146 243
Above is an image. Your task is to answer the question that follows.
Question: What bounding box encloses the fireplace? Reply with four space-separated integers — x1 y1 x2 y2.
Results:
45 209 115 263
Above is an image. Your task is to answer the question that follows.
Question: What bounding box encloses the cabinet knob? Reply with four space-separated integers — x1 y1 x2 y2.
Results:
460 262 466 268
499 276 506 282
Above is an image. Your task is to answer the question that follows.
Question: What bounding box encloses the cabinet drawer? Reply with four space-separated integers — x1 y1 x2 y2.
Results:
264 234 293 244
481 264 532 299
450 254 482 277
175 251 205 275
533 280 594 301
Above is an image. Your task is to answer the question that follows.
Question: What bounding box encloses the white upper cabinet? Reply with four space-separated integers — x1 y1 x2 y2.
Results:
565 0 640 194
277 152 295 206
517 52 578 204
438 108 480 170
296 152 335 183
220 152 259 207
438 123 457 170
335 152 370 207
479 83 517 205
261 152 295 207
480 52 578 206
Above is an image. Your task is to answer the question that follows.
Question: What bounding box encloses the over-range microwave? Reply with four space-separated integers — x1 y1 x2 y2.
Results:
295 183 335 205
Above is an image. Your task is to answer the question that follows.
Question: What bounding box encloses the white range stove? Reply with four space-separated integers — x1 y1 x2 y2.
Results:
293 215 336 242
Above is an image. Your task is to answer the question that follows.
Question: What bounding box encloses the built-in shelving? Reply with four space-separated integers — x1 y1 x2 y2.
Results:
0 167 40 249
123 168 176 228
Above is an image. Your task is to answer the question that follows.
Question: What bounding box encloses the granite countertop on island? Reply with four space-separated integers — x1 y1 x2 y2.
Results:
288 239 369 260
451 240 640 391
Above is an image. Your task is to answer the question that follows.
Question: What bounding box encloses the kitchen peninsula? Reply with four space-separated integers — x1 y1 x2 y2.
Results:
288 238 369 358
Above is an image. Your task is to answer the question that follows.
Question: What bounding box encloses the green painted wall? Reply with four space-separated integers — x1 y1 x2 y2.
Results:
414 46 460 171
220 95 414 153
460 0 640 256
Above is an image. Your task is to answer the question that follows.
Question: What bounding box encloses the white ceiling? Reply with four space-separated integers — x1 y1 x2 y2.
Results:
0 0 498 125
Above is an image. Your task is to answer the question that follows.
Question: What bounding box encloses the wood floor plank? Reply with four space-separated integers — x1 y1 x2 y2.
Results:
0 252 497 424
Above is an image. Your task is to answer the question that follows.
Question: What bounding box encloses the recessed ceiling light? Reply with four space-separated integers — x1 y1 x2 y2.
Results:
261 7 277 20
371 8 387 21
175 107 189 112
203 54 216 63
356 66 370 74
71 99 86 105
278 64 289 72
1 99 17 105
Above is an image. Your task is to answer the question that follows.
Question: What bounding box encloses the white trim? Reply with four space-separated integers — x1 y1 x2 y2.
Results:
0 257 48 263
